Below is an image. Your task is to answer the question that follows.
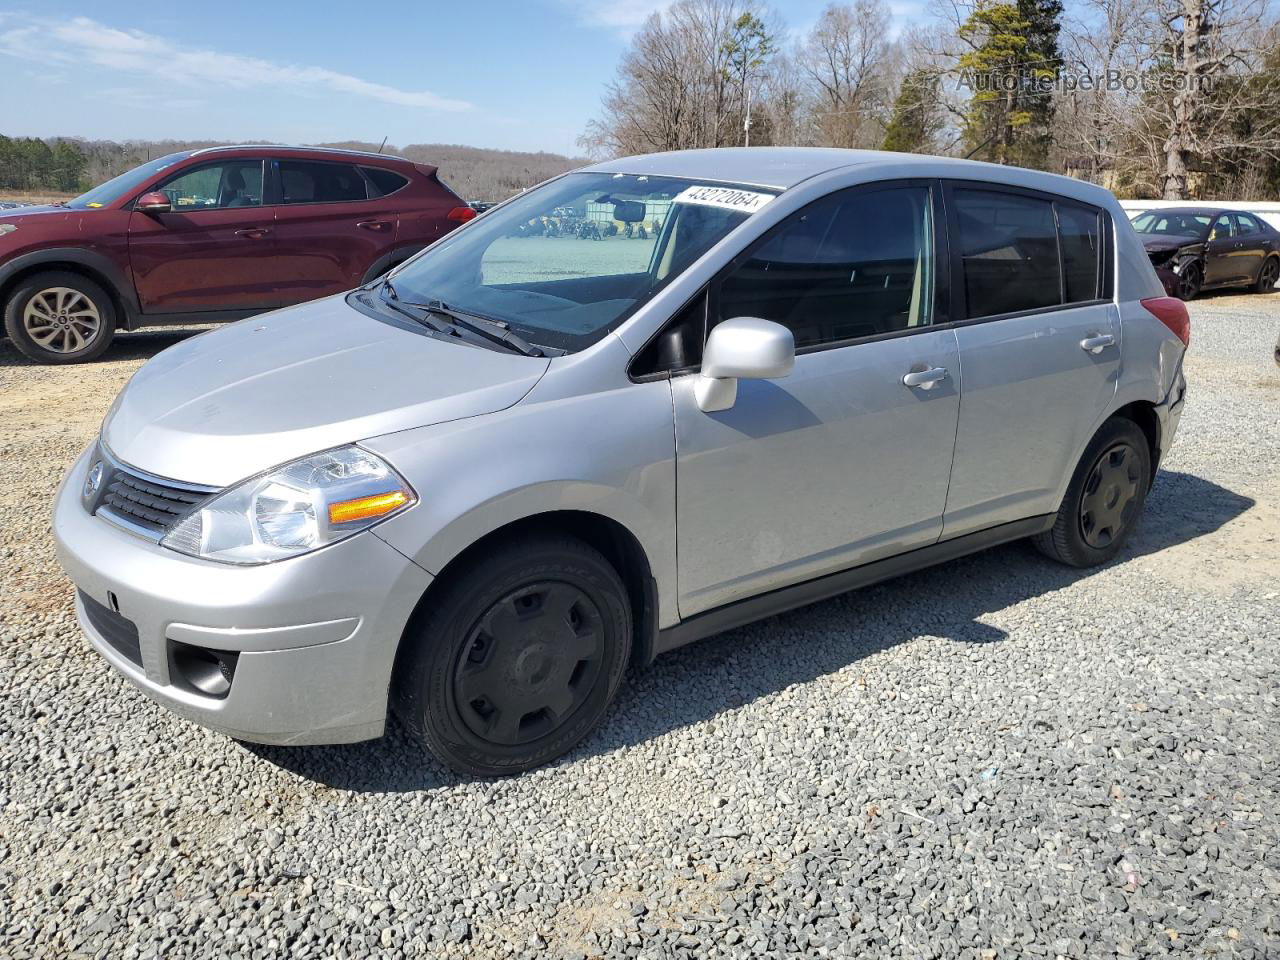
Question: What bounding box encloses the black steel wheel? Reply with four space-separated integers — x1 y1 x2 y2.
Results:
1176 262 1202 301
1254 256 1280 293
393 534 631 777
1078 442 1142 549
1034 417 1152 567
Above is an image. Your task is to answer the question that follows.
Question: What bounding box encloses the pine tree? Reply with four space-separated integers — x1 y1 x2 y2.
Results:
881 71 941 153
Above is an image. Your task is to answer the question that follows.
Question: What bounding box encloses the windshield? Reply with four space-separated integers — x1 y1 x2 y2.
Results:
67 152 190 209
387 172 778 352
1132 212 1211 237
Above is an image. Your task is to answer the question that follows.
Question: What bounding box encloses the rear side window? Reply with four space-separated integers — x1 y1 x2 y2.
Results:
1234 213 1261 235
954 189 1059 319
716 185 935 348
1057 204 1101 302
362 167 410 197
278 160 368 204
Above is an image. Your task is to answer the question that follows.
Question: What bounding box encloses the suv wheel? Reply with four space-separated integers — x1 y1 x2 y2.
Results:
1254 256 1279 293
1034 417 1152 568
1176 262 1202 301
4 271 116 364
393 535 632 776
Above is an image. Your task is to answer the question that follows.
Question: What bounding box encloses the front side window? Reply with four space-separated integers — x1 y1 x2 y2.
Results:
954 188 1059 319
715 185 935 349
386 173 774 352
278 161 368 204
1210 214 1234 241
157 161 264 209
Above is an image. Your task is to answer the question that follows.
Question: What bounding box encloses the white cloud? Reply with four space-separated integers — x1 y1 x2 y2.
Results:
0 15 472 112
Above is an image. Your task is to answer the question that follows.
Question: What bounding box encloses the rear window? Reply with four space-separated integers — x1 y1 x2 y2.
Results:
363 167 410 197
278 160 368 204
954 188 1107 319
954 189 1059 318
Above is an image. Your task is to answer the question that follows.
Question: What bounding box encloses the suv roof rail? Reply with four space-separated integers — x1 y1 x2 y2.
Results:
188 144 415 164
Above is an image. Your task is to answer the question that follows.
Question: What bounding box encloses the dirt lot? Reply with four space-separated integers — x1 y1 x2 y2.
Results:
1 292 1278 958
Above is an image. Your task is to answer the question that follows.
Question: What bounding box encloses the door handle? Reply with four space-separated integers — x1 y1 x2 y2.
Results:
357 220 391 232
902 366 949 389
1080 333 1116 354
234 228 269 239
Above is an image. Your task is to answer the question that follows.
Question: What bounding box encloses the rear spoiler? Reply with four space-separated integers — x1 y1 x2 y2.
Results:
413 162 440 179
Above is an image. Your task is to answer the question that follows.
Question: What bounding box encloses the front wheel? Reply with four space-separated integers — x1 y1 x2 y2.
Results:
3 271 116 364
1254 256 1279 293
1176 262 1202 301
393 535 632 777
1034 417 1152 568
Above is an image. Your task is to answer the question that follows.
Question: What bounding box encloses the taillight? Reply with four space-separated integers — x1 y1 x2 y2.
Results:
447 206 476 223
1141 296 1190 348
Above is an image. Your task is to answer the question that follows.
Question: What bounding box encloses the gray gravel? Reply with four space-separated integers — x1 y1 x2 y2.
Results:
2 296 1279 959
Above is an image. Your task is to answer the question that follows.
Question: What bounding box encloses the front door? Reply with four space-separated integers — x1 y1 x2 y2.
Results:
673 182 961 617
127 159 279 313
941 185 1120 538
1203 213 1238 285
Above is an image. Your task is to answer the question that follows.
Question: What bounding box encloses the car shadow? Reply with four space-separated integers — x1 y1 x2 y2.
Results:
243 469 1255 792
0 328 208 366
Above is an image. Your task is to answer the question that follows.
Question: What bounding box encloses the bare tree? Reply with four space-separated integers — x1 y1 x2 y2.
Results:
802 1 896 147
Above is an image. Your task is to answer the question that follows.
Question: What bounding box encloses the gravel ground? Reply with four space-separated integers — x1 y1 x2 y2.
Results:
1 294 1278 960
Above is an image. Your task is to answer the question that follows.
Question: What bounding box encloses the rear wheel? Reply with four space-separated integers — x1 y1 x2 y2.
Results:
393 535 631 777
3 271 116 364
1034 417 1152 568
1254 255 1279 293
1176 262 1202 301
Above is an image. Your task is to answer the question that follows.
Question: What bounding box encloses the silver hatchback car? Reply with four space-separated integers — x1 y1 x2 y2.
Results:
55 149 1190 775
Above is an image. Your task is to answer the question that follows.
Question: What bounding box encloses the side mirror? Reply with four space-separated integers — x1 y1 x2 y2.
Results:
695 317 795 413
136 191 172 214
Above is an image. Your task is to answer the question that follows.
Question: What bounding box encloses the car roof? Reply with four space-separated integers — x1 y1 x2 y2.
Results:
188 144 417 169
581 147 1114 200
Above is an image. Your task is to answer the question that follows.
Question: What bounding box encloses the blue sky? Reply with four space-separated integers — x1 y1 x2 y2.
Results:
0 1 918 156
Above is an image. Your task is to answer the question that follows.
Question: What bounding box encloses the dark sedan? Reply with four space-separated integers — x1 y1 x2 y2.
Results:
1132 207 1280 300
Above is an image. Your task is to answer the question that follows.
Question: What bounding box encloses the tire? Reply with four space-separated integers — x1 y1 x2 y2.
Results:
3 270 116 364
1034 417 1152 568
393 535 632 777
1175 262 1202 301
1254 255 1280 293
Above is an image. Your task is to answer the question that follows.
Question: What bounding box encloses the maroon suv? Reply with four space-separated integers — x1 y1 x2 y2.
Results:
0 145 475 363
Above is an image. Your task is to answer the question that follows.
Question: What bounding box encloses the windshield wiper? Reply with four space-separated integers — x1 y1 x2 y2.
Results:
413 299 545 358
377 277 452 334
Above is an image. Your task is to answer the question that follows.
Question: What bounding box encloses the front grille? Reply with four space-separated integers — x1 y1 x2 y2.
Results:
99 467 209 536
79 591 142 667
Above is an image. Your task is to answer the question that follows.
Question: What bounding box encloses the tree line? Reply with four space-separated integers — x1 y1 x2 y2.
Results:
580 0 1280 200
0 136 582 202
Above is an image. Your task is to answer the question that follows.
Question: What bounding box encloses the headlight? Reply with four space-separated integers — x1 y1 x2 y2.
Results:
161 445 416 564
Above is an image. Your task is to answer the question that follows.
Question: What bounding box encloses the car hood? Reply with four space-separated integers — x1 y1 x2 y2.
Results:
1140 234 1202 254
103 295 550 487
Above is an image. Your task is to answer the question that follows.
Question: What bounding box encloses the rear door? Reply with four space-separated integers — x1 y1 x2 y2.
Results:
1231 213 1266 281
127 158 279 313
269 158 400 304
941 183 1119 538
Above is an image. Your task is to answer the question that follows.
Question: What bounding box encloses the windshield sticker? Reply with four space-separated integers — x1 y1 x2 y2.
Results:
672 185 773 214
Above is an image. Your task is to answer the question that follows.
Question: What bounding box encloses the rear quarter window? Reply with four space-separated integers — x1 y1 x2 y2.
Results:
362 167 410 197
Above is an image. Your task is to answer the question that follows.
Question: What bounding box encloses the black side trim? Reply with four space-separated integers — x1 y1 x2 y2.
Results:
655 514 1055 656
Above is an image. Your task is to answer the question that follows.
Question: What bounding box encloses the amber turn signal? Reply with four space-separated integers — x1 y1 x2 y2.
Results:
328 490 410 525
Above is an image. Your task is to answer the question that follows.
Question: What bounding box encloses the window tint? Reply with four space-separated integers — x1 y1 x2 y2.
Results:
716 186 934 349
157 161 263 209
954 189 1059 319
1210 214 1234 241
1057 204 1101 303
1234 213 1260 236
363 167 410 197
278 161 368 204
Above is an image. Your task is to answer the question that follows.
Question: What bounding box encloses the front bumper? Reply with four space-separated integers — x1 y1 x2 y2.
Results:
54 446 432 745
